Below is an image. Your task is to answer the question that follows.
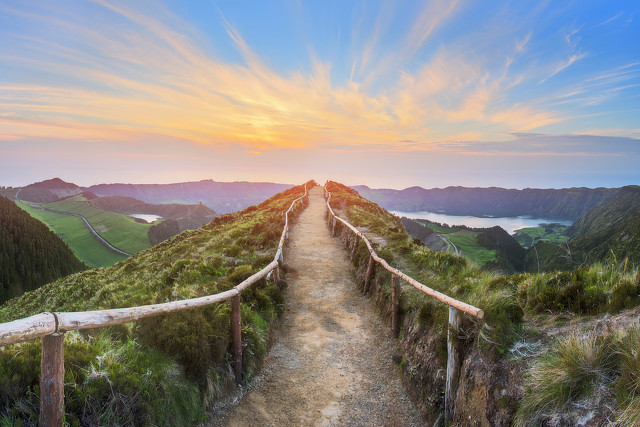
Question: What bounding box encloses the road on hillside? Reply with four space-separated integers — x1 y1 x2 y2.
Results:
15 189 132 257
213 186 420 425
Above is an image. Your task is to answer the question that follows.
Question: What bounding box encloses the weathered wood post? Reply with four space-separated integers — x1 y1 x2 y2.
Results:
391 276 400 338
445 307 461 423
331 217 336 236
230 295 242 384
273 266 280 283
363 255 375 295
40 332 65 427
351 234 359 257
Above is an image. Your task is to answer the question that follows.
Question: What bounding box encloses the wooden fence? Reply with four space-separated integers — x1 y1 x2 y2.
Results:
0 184 310 426
324 185 484 424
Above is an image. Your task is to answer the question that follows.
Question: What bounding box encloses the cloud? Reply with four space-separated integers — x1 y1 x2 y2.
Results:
541 52 588 83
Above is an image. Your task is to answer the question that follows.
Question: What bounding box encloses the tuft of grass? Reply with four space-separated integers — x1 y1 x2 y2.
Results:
515 332 618 426
616 325 640 425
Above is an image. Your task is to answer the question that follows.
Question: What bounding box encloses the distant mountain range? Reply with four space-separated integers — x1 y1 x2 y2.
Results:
393 185 640 272
8 177 293 214
352 185 617 219
86 180 293 214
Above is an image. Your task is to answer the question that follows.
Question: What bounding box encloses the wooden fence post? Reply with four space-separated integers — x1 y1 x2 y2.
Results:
351 234 359 257
392 276 400 338
230 295 242 384
331 217 336 236
273 266 280 283
40 332 65 427
445 307 461 424
363 256 375 295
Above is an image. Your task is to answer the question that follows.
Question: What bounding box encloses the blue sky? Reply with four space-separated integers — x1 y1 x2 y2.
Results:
0 0 639 189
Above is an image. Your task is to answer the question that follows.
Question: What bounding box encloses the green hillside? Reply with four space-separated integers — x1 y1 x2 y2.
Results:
569 186 640 238
15 200 127 268
0 182 310 425
45 194 152 254
0 196 85 304
326 182 640 424
568 186 640 267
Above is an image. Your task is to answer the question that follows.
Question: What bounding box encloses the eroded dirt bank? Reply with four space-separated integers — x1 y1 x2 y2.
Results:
213 186 420 426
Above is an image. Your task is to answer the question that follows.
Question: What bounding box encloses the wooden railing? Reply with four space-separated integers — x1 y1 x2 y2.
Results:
0 183 310 426
324 185 483 424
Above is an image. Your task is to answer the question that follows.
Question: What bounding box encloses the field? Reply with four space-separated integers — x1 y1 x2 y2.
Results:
418 221 497 266
15 200 127 268
513 223 569 247
46 195 152 254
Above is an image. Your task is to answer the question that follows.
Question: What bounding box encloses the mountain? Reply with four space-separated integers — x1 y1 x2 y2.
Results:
568 186 640 266
86 180 293 213
352 185 616 219
17 177 82 203
0 195 85 303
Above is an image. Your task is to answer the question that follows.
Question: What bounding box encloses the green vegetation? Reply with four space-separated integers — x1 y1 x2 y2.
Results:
0 182 312 425
416 221 497 265
327 182 522 349
328 181 640 346
515 332 618 425
46 195 152 254
568 186 640 267
513 223 569 247
148 219 181 245
15 200 127 268
0 196 85 304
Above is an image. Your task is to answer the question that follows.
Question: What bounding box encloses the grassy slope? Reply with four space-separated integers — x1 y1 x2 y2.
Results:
0 182 311 425
418 221 497 265
15 200 127 268
513 224 569 247
328 182 640 424
46 195 151 253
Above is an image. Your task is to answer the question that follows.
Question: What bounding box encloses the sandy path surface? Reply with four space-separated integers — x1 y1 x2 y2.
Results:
212 186 420 426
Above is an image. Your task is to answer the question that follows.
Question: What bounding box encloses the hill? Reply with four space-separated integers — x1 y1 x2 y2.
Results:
17 178 82 203
0 182 311 425
352 185 616 219
86 180 293 214
568 186 640 266
326 181 640 424
0 195 85 304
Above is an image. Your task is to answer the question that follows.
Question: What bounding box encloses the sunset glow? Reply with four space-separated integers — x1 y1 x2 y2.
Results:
1 1 638 188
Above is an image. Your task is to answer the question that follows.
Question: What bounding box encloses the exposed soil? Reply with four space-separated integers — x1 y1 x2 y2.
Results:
212 187 420 426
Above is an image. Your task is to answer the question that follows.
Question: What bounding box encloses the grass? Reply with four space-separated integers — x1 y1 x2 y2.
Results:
46 195 151 253
15 200 127 268
0 181 312 424
418 221 497 265
513 223 569 247
515 331 618 426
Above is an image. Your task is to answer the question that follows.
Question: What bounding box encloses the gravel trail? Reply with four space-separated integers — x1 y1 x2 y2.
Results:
213 186 420 426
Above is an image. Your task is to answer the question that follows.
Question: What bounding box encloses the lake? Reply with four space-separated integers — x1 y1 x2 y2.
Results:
129 214 163 223
391 211 573 235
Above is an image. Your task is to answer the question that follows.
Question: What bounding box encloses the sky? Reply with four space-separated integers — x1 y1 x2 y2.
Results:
1 0 639 189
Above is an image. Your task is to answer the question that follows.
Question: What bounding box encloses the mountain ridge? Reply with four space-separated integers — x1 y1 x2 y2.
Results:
352 184 617 219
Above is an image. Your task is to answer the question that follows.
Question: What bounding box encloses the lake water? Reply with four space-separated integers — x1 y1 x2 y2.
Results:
391 211 573 235
129 214 163 223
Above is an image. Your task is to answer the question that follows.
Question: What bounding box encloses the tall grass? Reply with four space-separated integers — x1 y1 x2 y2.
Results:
515 332 618 425
616 326 640 425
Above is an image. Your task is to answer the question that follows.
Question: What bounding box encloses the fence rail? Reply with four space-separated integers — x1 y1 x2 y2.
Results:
0 183 310 426
324 184 482 424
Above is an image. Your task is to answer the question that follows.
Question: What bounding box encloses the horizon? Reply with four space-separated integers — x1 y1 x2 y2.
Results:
1 175 631 192
1 1 639 189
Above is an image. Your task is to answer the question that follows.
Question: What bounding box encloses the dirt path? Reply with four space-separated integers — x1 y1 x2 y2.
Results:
213 186 421 426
